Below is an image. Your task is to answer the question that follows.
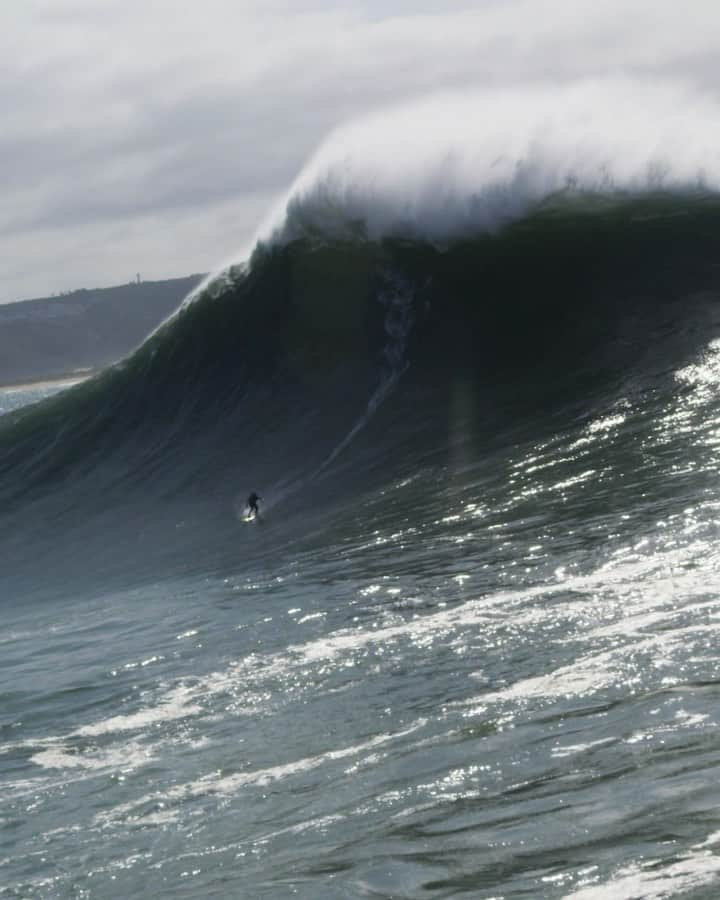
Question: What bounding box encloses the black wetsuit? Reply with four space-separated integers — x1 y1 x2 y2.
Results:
247 493 261 516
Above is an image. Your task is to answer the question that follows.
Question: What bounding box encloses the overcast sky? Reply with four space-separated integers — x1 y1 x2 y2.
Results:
2 0 719 303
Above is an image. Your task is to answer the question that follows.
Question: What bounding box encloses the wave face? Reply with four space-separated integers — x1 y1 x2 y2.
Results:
2 78 720 598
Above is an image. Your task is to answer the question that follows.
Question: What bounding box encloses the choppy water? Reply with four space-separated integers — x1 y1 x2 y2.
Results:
4 337 720 898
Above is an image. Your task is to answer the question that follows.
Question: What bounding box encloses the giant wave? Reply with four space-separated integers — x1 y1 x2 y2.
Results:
3 78 720 601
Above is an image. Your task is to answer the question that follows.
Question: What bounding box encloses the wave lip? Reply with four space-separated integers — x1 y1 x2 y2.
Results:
252 78 720 250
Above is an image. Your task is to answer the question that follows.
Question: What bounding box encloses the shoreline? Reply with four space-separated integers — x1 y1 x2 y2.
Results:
0 370 96 393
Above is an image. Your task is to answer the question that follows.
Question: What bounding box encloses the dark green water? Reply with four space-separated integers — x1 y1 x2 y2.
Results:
4 197 720 897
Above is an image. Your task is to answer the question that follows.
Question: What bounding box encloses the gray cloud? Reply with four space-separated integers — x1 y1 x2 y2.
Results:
1 0 719 302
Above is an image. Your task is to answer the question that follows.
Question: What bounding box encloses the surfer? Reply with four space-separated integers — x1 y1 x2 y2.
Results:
246 492 261 518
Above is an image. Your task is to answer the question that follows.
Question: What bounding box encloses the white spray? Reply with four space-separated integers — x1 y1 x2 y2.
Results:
184 77 720 311
258 78 720 248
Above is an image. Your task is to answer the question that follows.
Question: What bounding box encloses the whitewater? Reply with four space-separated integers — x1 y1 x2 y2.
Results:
4 79 720 898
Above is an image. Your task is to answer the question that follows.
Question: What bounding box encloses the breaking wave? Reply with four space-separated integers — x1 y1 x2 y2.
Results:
3 77 720 599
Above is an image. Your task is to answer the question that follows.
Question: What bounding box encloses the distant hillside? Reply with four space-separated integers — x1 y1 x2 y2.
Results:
0 275 205 385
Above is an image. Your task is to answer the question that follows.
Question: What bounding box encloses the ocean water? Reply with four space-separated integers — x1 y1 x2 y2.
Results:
5 82 720 898
0 380 81 417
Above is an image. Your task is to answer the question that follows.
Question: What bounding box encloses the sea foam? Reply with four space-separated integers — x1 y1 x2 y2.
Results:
257 78 720 247
181 77 720 311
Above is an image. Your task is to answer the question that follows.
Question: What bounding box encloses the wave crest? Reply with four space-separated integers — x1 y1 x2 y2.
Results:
256 78 720 247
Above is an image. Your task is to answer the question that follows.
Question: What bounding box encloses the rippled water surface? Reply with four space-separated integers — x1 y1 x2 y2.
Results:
4 342 720 899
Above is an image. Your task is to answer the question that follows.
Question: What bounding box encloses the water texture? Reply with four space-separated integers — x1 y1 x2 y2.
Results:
4 81 720 898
